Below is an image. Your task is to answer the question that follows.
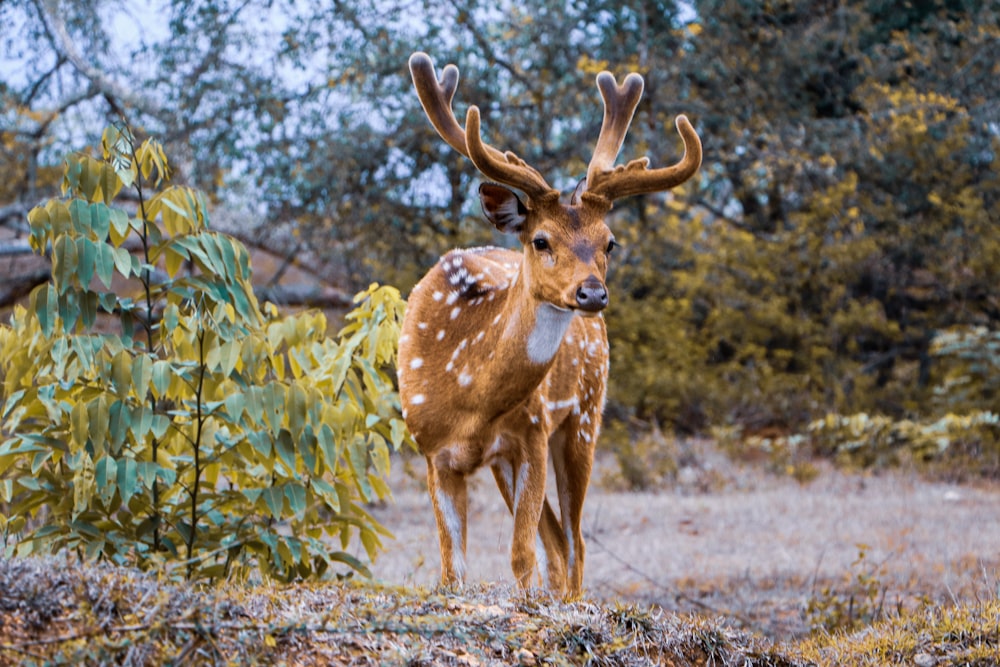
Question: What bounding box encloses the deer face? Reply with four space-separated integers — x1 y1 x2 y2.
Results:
479 184 615 315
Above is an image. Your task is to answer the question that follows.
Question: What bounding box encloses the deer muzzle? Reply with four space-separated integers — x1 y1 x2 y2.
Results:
575 277 608 313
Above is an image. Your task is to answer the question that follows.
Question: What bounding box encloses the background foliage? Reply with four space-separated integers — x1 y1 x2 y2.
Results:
2 0 999 454
0 125 410 580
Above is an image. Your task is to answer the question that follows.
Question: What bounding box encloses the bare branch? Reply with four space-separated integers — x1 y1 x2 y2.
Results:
38 0 159 116
0 204 31 231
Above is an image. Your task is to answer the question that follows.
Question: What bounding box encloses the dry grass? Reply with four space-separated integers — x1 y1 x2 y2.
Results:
3 443 998 665
1 555 997 666
0 556 795 666
372 445 1000 639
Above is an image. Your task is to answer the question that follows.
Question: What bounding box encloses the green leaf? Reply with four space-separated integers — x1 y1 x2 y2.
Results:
347 434 373 501
224 390 245 421
95 242 115 289
262 485 284 518
91 201 112 239
151 361 172 398
275 430 296 473
31 284 56 336
99 162 123 205
95 456 118 505
117 457 138 503
151 414 170 439
310 476 340 513
108 207 131 245
284 483 306 518
317 423 339 472
75 237 97 288
30 449 53 476
217 236 240 279
108 400 128 448
131 354 152 395
87 395 109 454
298 424 318 475
71 400 89 447
52 235 79 294
79 290 98 329
287 384 307 441
57 290 80 332
262 383 284 436
112 246 134 278
130 405 153 440
389 419 408 451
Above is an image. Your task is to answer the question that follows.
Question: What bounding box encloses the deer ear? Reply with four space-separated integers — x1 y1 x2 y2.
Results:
479 183 527 234
570 177 588 205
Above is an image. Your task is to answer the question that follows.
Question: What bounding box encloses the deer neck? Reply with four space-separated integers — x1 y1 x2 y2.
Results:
483 264 576 410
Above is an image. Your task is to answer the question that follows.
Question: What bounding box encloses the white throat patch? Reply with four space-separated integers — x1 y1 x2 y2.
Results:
526 304 575 364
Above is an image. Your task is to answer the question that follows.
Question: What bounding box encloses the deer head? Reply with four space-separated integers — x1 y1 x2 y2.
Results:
408 52 702 317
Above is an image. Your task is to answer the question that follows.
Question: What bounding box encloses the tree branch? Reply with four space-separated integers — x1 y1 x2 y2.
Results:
38 0 159 116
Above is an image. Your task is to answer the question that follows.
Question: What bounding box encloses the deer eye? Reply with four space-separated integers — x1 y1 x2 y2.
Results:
606 239 619 254
532 237 551 252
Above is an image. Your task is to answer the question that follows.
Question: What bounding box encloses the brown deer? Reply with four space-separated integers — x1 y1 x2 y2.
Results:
398 52 701 597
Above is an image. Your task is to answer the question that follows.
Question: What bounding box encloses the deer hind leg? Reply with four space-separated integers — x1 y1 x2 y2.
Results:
550 424 595 598
426 456 468 587
491 461 568 593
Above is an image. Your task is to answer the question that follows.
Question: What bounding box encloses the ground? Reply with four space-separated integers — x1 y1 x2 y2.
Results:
2 442 998 665
369 441 1000 639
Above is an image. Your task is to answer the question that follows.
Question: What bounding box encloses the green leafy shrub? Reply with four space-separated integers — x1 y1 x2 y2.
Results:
806 411 1000 478
929 326 1000 413
0 125 411 581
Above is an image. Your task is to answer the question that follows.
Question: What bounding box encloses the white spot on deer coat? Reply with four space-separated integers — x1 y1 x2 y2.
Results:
526 304 575 364
433 291 444 301
411 394 426 405
545 396 580 412
437 330 446 341
410 358 424 369
450 306 462 320
458 372 472 386
446 291 459 305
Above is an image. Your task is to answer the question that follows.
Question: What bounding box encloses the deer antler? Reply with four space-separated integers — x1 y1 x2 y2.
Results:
409 52 556 201
585 71 702 201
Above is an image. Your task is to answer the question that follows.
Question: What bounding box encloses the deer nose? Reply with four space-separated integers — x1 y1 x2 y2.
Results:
575 278 608 312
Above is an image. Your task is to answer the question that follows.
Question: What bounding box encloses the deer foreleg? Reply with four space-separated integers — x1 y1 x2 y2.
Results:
492 461 568 592
426 457 468 586
501 445 548 590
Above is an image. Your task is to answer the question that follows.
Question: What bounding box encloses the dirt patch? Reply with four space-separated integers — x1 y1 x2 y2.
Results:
368 443 1000 638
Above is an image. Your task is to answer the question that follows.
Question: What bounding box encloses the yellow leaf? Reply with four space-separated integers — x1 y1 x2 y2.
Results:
72 453 95 519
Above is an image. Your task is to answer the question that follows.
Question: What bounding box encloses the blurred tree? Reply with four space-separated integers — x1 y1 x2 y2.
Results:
2 0 998 438
601 0 1000 433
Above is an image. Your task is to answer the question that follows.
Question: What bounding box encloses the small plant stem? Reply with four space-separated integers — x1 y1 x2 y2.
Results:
187 326 208 579
131 140 163 554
